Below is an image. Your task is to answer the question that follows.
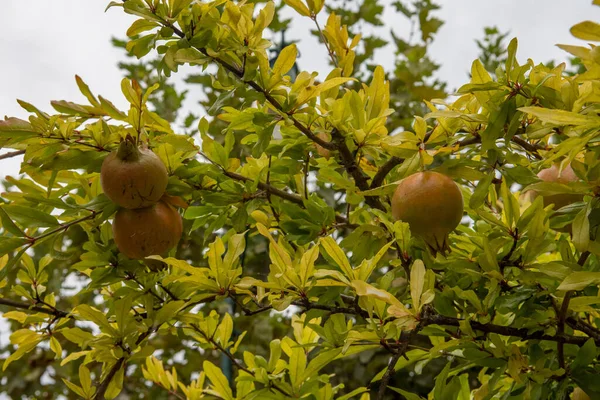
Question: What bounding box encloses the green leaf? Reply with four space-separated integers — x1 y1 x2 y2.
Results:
272 44 298 77
389 387 426 400
469 174 493 209
62 379 86 398
203 361 234 400
283 0 311 16
573 205 591 252
155 300 186 327
519 107 600 126
558 272 600 291
571 339 597 372
571 21 600 41
289 344 307 389
302 348 341 381
410 260 425 313
0 237 28 257
0 207 25 237
75 75 100 107
127 18 159 37
73 305 117 335
320 236 353 279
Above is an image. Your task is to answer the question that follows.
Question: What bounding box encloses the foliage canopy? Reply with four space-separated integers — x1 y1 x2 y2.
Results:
2 1 600 399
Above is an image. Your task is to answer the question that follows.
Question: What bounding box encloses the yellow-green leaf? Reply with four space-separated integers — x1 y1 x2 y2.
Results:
519 106 600 126
558 272 600 291
571 21 600 41
283 0 311 16
272 44 298 77
410 260 426 313
203 361 234 400
320 237 354 279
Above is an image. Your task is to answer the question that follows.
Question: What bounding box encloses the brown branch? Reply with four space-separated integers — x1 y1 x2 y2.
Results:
31 211 98 243
377 351 402 400
199 152 353 226
369 133 486 190
566 316 600 341
370 156 403 189
330 129 385 210
0 150 25 161
0 298 71 318
292 300 370 319
94 357 125 400
511 136 543 160
376 325 421 399
312 16 338 67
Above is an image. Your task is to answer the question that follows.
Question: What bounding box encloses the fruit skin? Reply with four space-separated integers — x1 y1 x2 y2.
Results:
572 387 591 400
101 139 168 209
536 163 582 210
112 200 183 259
391 171 464 255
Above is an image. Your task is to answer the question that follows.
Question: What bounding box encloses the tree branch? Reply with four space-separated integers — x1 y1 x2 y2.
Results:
0 298 71 318
312 15 338 67
511 136 543 160
330 129 385 210
94 357 125 400
370 157 403 189
0 150 25 161
198 152 354 226
377 351 402 400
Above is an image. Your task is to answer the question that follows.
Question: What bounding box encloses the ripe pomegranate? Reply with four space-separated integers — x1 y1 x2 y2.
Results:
572 387 591 400
314 132 332 159
536 163 582 210
101 138 168 209
391 171 463 255
112 200 183 259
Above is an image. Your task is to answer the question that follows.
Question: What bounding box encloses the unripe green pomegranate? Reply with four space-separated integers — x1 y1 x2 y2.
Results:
101 138 168 209
391 171 463 255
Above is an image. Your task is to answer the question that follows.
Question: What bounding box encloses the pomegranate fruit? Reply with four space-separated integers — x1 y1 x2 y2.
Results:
101 138 168 209
391 171 463 255
112 200 183 259
535 163 582 210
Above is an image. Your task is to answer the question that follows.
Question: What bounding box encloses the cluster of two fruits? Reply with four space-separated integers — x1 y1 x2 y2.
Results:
101 138 183 260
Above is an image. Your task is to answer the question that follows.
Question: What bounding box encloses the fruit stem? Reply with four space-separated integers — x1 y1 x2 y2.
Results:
117 137 141 162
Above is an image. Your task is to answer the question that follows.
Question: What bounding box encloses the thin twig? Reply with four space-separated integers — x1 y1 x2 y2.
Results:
94 358 125 400
0 298 71 318
312 16 338 67
198 151 353 226
0 150 25 161
511 136 543 160
377 351 402 400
